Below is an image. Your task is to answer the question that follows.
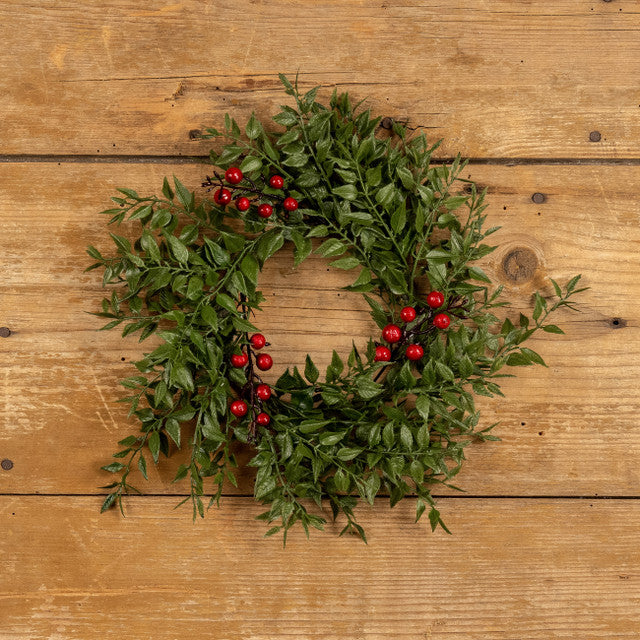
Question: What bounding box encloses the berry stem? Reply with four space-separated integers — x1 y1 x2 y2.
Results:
202 173 287 203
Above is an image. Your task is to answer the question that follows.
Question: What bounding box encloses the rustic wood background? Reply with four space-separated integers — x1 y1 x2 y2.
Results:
1 1 639 638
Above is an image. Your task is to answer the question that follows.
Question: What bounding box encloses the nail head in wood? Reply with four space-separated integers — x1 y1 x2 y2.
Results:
531 192 546 204
380 117 394 130
589 131 602 142
0 327 11 338
1 459 14 471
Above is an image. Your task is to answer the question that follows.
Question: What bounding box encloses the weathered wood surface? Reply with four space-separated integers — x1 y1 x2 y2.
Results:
2 0 639 158
1 497 639 639
3 2 640 636
0 162 638 497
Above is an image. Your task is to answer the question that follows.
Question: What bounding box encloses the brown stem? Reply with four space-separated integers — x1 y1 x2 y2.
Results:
202 173 287 203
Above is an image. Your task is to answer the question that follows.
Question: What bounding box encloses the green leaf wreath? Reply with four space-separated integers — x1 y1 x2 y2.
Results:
88 74 583 543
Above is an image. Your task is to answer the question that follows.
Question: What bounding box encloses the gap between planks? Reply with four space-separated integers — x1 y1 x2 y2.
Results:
2 154 640 165
2 494 640 500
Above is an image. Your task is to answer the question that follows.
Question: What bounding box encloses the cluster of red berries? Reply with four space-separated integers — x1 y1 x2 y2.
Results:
374 291 450 363
213 167 298 219
229 332 273 426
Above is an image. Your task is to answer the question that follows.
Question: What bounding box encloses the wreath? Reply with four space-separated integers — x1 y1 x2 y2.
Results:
88 74 583 542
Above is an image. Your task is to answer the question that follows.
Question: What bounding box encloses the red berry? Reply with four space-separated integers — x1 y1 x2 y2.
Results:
426 291 445 309
283 197 298 212
236 196 251 211
406 344 424 361
256 353 273 371
250 333 266 350
382 324 402 344
230 399 248 417
374 346 391 362
256 384 271 401
224 167 243 185
214 188 232 206
400 306 417 323
257 203 273 218
269 175 284 189
433 313 451 329
256 412 271 426
230 352 248 368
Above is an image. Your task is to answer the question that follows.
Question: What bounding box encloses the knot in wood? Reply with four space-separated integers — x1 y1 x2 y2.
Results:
380 117 394 130
501 247 538 283
0 327 11 338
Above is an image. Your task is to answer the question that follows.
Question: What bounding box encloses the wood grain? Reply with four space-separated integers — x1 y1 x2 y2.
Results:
0 162 638 497
2 0 639 158
1 496 639 639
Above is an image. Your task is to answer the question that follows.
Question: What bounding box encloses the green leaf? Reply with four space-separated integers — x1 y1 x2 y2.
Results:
521 347 547 367
566 274 582 293
166 235 189 264
140 230 161 263
330 256 360 270
109 233 131 255
333 184 358 201
468 266 492 283
375 183 396 208
299 419 331 433
240 254 259 284
256 230 285 263
444 195 468 210
239 156 262 174
200 305 218 331
355 376 382 399
304 355 319 384
415 395 430 421
542 324 564 334
307 225 329 238
215 293 237 313
172 364 194 391
435 362 455 381
101 462 124 473
390 206 406 234
245 113 262 140
533 293 546 322
148 431 161 463
317 238 347 257
336 447 363 461
138 454 148 480
366 165 382 187
291 231 312 267
100 493 118 513
296 171 321 188
162 177 174 200
232 316 259 333
333 468 350 492
186 276 204 300
506 352 532 367
173 177 194 211
382 423 394 448
399 424 413 449
164 418 181 448
319 432 346 446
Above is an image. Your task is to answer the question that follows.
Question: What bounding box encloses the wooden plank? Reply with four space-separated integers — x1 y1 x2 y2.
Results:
2 1 639 157
1 496 639 639
0 162 638 496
